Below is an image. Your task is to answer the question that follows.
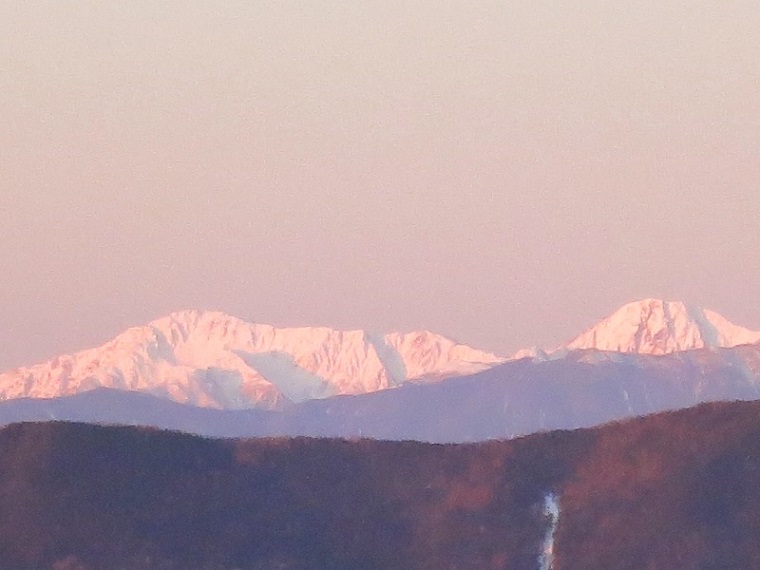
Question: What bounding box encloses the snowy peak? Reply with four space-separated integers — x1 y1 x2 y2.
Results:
385 330 504 380
564 299 760 355
0 310 505 409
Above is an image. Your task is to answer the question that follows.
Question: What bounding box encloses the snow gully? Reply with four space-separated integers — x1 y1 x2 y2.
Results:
539 492 560 570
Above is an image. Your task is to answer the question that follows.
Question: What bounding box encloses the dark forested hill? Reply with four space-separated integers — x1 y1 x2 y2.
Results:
2 400 760 569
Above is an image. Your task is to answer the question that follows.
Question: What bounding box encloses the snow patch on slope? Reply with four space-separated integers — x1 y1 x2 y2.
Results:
365 333 407 387
235 350 337 404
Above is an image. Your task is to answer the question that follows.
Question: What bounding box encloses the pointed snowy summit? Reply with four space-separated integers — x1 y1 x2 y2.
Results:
564 298 760 355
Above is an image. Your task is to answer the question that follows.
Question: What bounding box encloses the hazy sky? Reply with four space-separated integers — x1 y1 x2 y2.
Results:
2 1 759 370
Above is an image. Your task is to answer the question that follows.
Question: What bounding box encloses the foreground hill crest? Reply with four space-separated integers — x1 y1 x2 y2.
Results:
3 400 760 569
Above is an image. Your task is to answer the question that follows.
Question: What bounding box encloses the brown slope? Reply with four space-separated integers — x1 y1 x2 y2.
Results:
2 400 760 569
554 400 760 569
0 422 587 570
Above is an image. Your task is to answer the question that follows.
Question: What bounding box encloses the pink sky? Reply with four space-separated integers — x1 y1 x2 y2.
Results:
1 2 759 370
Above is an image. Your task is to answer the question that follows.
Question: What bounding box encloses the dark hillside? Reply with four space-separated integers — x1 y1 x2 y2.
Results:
0 422 588 570
2 400 760 568
555 400 760 569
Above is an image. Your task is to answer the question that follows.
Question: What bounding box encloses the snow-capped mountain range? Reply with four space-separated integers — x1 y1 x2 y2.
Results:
0 309 503 409
1 299 759 411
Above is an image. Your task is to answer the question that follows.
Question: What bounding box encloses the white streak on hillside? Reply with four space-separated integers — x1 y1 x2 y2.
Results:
366 333 407 387
539 492 560 570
